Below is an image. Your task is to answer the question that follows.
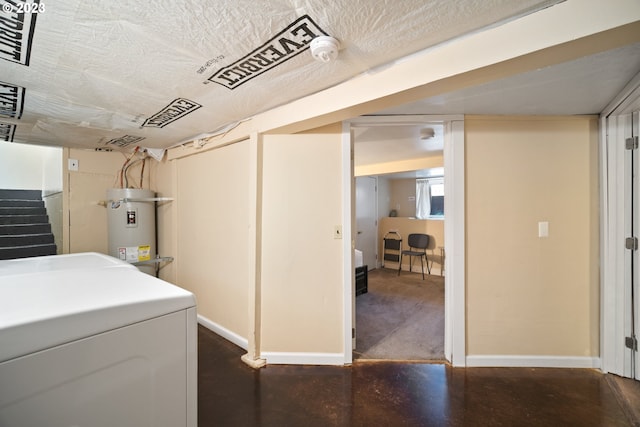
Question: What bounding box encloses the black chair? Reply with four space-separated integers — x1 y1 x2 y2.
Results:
398 233 430 279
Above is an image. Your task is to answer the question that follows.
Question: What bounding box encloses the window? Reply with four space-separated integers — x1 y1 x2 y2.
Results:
416 178 444 219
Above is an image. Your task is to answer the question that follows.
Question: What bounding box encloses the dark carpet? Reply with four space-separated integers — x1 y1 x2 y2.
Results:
355 267 444 361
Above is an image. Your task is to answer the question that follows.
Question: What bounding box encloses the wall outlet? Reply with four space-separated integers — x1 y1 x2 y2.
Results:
68 158 79 171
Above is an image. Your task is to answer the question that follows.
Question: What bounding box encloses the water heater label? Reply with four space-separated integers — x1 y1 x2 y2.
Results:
138 245 151 262
118 246 141 262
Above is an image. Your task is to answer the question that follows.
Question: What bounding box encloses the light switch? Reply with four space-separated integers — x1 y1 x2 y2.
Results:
68 158 79 171
538 221 549 238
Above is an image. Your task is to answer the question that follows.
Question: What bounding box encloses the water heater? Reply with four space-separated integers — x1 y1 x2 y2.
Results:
107 188 156 276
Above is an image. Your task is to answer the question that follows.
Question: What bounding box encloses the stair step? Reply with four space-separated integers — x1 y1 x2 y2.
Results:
0 215 49 225
0 233 55 248
0 189 41 200
0 200 44 208
0 244 57 260
0 207 47 216
0 223 52 235
0 189 57 261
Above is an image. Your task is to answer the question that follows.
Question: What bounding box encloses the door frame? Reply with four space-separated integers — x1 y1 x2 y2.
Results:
600 72 640 379
343 114 466 366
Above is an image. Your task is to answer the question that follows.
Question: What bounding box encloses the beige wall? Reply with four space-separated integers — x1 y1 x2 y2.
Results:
63 115 600 362
172 142 252 340
66 149 126 254
64 148 153 254
389 178 417 218
151 129 346 357
465 116 599 357
261 133 345 353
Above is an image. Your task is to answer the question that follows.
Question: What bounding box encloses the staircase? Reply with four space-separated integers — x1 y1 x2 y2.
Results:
0 189 57 260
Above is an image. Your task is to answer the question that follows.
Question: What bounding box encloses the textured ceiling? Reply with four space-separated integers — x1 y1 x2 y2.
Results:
0 0 560 152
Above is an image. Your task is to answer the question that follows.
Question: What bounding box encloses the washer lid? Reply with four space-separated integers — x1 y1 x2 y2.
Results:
0 254 195 363
0 252 135 277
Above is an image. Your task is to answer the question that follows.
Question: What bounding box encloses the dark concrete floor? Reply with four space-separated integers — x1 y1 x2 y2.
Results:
198 326 639 426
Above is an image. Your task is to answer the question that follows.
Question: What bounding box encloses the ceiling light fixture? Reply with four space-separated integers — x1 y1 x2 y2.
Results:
310 36 340 63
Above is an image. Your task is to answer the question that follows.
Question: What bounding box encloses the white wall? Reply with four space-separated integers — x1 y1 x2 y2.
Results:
0 143 61 191
42 147 63 195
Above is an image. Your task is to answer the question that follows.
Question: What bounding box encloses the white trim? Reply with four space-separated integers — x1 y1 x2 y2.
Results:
444 119 466 367
197 314 248 351
466 355 601 369
186 308 198 427
600 115 612 374
342 121 354 365
600 113 635 377
245 132 263 364
350 115 466 127
602 70 640 117
262 351 346 366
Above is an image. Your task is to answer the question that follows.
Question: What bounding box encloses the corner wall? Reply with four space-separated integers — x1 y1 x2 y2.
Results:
159 127 347 363
63 148 154 255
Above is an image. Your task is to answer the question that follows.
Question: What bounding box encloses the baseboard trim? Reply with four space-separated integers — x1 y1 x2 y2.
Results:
466 355 601 369
197 314 248 351
262 351 346 366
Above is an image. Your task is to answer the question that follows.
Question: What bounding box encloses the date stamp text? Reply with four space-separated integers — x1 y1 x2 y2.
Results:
2 2 45 13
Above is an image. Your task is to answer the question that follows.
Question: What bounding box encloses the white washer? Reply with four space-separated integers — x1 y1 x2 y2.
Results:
0 253 197 427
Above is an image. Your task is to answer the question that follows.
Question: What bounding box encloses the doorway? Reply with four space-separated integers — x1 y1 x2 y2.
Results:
347 115 465 365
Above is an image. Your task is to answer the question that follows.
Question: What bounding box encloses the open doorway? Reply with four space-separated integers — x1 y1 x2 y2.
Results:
351 117 447 361
0 143 64 257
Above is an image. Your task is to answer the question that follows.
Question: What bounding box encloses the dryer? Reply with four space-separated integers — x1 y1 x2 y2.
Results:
0 253 197 427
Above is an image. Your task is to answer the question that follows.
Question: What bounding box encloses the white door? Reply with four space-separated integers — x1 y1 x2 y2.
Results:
355 176 377 270
606 109 640 380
